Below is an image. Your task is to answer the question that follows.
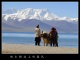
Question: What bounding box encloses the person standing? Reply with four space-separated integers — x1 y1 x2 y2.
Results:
35 25 41 46
49 27 58 47
49 27 55 47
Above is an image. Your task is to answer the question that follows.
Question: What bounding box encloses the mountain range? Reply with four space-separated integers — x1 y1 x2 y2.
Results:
2 8 78 33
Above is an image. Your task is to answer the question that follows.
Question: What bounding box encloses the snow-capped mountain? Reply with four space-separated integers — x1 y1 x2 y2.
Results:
2 8 78 33
2 8 78 22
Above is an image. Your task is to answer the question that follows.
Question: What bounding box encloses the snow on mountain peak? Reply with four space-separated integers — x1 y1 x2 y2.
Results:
2 8 78 22
58 16 78 22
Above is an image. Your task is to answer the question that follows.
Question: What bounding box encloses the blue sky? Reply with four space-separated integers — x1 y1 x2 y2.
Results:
2 2 78 18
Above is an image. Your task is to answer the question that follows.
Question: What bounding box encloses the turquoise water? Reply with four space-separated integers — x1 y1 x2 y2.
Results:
2 32 78 48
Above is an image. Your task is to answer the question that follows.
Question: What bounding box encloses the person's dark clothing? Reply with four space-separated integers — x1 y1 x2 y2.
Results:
35 37 41 46
55 30 58 47
49 28 58 47
50 37 55 46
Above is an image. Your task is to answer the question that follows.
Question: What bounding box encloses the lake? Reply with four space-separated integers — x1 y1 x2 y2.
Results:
2 32 78 48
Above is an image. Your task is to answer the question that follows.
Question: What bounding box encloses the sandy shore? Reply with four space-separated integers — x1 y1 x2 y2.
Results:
2 43 78 54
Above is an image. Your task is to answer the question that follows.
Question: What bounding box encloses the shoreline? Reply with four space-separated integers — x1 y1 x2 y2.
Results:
2 43 78 54
2 43 78 48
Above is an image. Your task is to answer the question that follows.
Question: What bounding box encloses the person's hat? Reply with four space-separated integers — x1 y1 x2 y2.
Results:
36 24 39 27
51 26 55 30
